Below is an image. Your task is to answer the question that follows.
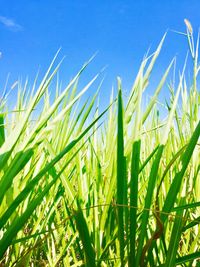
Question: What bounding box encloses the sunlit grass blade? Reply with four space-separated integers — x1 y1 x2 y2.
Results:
142 58 174 124
0 53 62 168
161 120 200 223
0 28 199 266
0 149 33 205
0 106 110 231
0 169 58 258
135 145 164 266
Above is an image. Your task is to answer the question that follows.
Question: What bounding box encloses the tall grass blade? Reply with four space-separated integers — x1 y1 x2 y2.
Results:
116 79 125 267
164 201 184 267
161 120 200 223
129 140 141 267
74 204 96 267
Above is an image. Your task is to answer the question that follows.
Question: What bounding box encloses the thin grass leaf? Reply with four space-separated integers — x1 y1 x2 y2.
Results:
129 140 141 267
0 149 33 205
0 106 110 230
0 114 5 147
182 216 200 231
161 120 200 223
164 200 184 267
0 170 58 258
116 79 125 267
74 203 96 267
176 251 200 265
136 145 164 266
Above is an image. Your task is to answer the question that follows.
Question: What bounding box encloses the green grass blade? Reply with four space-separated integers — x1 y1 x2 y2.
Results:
172 201 200 212
0 106 109 230
0 172 58 259
129 140 141 267
182 215 200 231
176 251 200 265
116 79 125 267
74 204 96 267
161 120 200 223
136 145 164 266
139 145 159 173
0 54 62 168
0 114 5 147
142 58 174 124
0 149 33 205
164 201 184 267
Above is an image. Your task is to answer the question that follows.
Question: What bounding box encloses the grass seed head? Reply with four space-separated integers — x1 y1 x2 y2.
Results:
184 18 193 34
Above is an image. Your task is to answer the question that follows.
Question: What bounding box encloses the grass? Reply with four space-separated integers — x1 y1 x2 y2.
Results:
0 23 199 266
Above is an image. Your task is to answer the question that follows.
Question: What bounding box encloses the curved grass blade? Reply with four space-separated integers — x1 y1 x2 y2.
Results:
0 106 110 230
161 120 200 223
0 52 62 168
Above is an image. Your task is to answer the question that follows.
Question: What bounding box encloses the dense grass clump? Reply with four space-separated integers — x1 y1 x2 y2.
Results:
0 23 199 266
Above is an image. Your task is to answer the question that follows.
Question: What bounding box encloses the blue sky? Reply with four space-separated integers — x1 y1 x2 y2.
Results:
0 1 199 108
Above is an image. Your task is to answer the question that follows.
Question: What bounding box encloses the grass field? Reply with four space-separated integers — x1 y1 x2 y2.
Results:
0 22 199 266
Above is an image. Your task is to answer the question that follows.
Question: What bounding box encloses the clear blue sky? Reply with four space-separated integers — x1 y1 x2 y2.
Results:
0 1 199 108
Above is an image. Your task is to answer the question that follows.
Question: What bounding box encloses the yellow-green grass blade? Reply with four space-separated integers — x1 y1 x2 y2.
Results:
52 98 86 152
125 64 143 155
0 148 34 205
0 53 95 170
0 140 89 260
125 33 166 123
0 30 199 265
135 145 164 266
40 75 98 134
143 33 167 85
0 169 59 259
161 57 187 146
77 83 101 133
22 71 99 150
125 59 145 126
161 120 200 223
0 106 109 230
42 139 76 203
156 144 188 201
0 53 62 166
142 58 174 124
